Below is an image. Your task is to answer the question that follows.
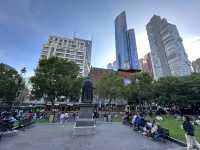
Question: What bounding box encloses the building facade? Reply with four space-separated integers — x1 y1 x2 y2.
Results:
192 58 200 73
140 53 154 78
107 63 113 70
115 11 140 71
127 29 140 70
40 36 92 77
139 58 144 70
107 61 117 71
146 15 191 79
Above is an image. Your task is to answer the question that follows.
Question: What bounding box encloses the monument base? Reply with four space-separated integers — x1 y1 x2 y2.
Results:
73 119 96 135
73 103 96 135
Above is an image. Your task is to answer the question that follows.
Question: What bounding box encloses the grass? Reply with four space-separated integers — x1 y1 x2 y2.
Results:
34 119 49 124
146 115 200 143
112 116 123 122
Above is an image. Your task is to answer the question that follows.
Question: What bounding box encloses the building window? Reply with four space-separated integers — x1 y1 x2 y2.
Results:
56 49 65 53
72 44 76 48
56 53 64 57
77 52 84 55
167 53 177 60
77 56 84 59
77 60 83 63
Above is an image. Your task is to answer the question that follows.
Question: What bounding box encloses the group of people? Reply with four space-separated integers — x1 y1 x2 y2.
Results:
129 112 200 150
131 112 166 141
59 112 74 126
0 111 17 132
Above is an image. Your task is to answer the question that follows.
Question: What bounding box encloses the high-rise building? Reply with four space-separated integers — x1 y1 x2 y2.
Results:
107 63 113 70
146 15 191 79
192 58 200 73
139 58 144 70
143 53 154 78
127 29 140 70
107 61 118 71
113 61 117 71
40 36 92 77
115 11 140 71
139 53 154 78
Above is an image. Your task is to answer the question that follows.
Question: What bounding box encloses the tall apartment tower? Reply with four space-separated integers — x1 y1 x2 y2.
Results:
146 15 191 79
192 58 200 73
143 53 154 78
115 11 140 71
40 36 92 77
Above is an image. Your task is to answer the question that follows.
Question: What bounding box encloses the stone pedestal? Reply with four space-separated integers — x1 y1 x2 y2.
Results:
73 103 96 135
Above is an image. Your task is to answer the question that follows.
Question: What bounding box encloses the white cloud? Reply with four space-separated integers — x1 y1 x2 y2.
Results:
183 36 200 61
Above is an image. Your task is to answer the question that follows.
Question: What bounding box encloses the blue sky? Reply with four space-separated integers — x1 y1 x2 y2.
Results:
0 0 200 76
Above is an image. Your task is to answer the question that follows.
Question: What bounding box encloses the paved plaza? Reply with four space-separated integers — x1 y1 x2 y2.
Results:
0 122 183 150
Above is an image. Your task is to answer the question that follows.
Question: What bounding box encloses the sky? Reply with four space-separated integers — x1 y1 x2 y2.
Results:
0 0 200 76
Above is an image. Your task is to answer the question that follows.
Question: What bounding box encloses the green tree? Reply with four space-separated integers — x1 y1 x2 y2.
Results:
95 74 124 104
122 83 138 104
153 74 200 106
30 57 81 106
69 77 83 102
0 63 23 108
132 72 153 105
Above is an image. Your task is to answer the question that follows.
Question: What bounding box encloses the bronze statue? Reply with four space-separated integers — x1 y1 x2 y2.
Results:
81 77 93 103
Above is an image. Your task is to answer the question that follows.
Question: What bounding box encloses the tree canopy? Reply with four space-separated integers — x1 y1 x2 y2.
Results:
30 57 82 105
0 63 23 106
154 73 200 105
95 74 124 104
94 71 200 107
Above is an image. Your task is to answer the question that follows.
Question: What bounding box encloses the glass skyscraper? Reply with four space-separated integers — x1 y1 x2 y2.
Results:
115 11 140 71
146 15 191 79
127 29 140 70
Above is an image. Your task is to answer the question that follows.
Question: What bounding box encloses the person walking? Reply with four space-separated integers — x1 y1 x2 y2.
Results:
65 112 69 122
183 116 200 150
60 112 65 127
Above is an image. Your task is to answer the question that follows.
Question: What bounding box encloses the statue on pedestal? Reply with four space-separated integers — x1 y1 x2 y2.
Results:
74 77 96 135
81 77 93 104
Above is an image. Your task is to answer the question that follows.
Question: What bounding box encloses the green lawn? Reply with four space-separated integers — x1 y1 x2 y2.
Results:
112 116 123 122
146 115 200 143
34 119 49 124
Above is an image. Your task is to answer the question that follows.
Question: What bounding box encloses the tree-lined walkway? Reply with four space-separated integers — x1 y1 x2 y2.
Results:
0 122 181 150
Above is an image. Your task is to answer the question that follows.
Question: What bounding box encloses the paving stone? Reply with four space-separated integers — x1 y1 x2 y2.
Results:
0 122 182 150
